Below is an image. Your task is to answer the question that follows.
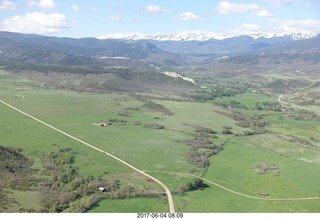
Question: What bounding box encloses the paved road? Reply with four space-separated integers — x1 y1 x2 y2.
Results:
0 99 175 213
278 95 320 113
148 171 320 201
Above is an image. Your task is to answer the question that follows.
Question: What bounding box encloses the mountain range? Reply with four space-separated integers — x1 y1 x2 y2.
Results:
100 30 315 41
0 30 319 93
0 31 183 68
0 31 319 69
100 31 319 58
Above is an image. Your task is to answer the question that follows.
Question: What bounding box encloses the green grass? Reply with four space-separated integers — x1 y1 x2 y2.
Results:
264 115 320 150
173 184 320 213
154 100 251 134
89 198 168 213
1 70 320 212
0 103 131 175
4 190 40 212
1 82 250 189
212 93 277 110
169 139 320 212
193 138 320 212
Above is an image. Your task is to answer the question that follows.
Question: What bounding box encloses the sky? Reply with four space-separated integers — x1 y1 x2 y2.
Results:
0 0 320 38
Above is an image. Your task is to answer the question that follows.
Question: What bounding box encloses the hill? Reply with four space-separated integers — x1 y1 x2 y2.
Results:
149 35 296 57
0 31 193 93
0 31 183 67
102 31 316 58
200 34 320 68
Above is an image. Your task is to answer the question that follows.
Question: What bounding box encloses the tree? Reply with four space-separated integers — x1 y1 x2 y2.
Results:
222 126 233 134
179 178 206 193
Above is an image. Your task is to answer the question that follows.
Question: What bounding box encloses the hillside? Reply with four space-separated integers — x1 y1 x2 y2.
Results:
260 34 320 54
149 35 296 56
194 34 320 69
1 31 319 94
0 31 183 67
0 31 193 93
103 31 316 57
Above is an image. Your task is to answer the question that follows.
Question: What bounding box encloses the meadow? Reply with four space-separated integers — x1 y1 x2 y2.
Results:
1 69 320 212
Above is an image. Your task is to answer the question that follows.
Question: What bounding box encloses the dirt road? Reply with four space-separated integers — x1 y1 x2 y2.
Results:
0 99 175 213
278 95 320 114
147 171 319 201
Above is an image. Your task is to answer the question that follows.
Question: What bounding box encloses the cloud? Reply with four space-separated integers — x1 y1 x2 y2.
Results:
110 15 121 22
1 12 68 34
71 4 78 12
261 0 294 6
0 0 16 10
305 0 320 7
217 1 274 17
279 19 320 33
28 0 55 10
217 1 260 14
253 9 274 17
143 5 169 14
38 0 55 9
176 12 204 21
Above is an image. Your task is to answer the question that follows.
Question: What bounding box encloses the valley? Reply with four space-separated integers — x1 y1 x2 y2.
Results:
0 31 320 213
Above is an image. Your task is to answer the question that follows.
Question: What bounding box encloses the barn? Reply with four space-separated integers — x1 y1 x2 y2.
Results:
99 187 106 192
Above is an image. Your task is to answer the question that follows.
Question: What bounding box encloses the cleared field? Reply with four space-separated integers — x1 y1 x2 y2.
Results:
89 198 167 213
212 93 277 109
3 190 41 213
1 70 320 212
171 139 320 212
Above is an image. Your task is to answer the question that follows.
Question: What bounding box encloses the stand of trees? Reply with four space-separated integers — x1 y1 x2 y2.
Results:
0 145 170 213
186 126 222 171
179 178 208 193
2 62 128 75
39 147 122 213
255 101 282 111
289 110 320 121
191 86 248 102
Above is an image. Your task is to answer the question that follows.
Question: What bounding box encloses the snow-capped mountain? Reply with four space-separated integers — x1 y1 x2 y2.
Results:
99 30 315 41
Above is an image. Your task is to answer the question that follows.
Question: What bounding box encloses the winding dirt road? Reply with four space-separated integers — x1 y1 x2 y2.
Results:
0 99 175 213
278 95 320 114
147 171 319 201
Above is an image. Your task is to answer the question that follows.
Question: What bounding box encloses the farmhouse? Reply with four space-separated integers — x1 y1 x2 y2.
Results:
98 187 106 192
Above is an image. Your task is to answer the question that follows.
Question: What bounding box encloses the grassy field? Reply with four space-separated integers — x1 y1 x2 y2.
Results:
212 93 277 109
165 142 320 213
89 198 168 213
1 69 320 212
3 190 41 213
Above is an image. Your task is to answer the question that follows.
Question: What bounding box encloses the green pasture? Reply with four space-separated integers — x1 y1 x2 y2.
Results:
89 197 168 213
173 183 320 213
212 93 278 109
178 138 320 212
3 190 41 213
263 114 320 149
154 100 251 134
1 70 320 212
0 73 250 176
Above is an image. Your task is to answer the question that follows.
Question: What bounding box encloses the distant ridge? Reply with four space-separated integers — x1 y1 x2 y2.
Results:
99 30 316 41
0 31 183 67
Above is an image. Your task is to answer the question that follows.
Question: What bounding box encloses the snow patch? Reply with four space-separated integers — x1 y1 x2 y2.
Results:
98 30 315 41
